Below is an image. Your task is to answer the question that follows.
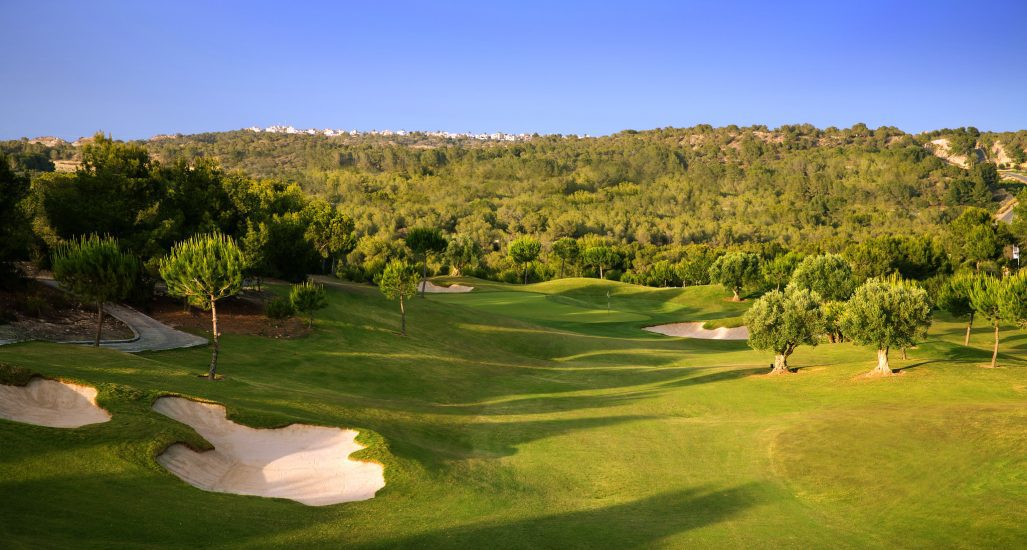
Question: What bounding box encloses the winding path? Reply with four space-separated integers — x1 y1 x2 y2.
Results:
1 278 207 353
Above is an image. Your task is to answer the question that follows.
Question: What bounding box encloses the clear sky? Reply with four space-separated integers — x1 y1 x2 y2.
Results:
2 0 1025 139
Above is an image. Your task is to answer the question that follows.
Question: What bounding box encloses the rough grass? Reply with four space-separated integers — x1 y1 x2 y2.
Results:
0 278 1025 548
702 316 746 330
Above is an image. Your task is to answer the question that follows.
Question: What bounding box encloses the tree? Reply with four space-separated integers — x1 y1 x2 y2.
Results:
240 220 271 291
936 272 978 345
763 251 803 290
744 288 825 375
1000 271 1027 340
508 236 542 284
790 254 854 301
551 237 580 278
159 233 245 380
377 259 418 335
51 235 138 346
840 279 932 376
0 153 30 280
445 235 481 276
709 252 760 301
580 245 619 280
948 208 1000 270
968 275 1006 368
303 199 355 275
405 227 447 297
290 281 328 328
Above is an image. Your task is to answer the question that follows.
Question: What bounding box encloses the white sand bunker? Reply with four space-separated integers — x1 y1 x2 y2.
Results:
153 396 385 506
0 378 111 428
643 322 749 340
419 280 474 293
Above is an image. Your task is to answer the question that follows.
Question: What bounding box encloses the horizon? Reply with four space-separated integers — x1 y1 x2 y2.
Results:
2 0 1027 140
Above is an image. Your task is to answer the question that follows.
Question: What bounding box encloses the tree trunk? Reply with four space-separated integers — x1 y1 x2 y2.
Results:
769 353 790 375
599 266 604 279
560 258 565 279
399 296 406 336
208 298 219 380
308 314 313 329
990 321 1000 368
964 312 974 346
901 347 908 360
420 255 428 297
731 288 741 302
94 300 104 347
523 263 528 285
871 347 893 376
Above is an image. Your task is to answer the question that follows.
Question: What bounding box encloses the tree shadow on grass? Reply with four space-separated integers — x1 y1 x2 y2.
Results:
354 483 767 549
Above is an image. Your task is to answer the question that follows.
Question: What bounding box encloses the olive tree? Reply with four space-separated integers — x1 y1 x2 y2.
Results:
840 279 932 376
508 236 542 284
969 275 1007 368
763 251 803 290
290 281 328 328
789 254 855 301
377 259 418 335
936 272 978 345
708 251 760 301
405 227 447 297
52 234 138 346
551 237 580 278
159 233 244 380
744 287 825 375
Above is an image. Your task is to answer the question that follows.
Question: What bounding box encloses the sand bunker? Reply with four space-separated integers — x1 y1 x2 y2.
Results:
643 322 749 340
0 378 111 428
153 396 385 506
419 280 474 293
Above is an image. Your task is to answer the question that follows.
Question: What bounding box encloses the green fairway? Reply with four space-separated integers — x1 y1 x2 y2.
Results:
1 278 1025 548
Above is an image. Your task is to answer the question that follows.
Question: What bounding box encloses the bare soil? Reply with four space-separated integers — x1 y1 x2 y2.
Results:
0 281 134 342
148 292 310 339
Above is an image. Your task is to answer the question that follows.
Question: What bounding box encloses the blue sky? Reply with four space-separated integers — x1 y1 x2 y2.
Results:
2 0 1025 139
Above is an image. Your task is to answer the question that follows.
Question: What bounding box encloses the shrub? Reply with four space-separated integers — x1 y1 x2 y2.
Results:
265 296 295 320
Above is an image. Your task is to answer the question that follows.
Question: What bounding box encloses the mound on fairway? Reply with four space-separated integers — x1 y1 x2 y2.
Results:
153 396 384 506
418 280 474 293
0 378 111 428
643 321 749 340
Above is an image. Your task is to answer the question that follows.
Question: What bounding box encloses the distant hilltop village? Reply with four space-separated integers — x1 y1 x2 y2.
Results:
247 125 541 142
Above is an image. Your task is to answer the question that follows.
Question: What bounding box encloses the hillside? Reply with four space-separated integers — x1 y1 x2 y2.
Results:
4 125 1026 254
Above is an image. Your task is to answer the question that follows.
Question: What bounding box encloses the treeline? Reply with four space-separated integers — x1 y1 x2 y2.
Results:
1 125 1024 296
0 134 354 296
137 124 1024 252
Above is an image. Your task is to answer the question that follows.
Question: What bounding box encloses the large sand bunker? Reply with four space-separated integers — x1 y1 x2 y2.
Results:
153 396 385 506
0 378 111 428
419 280 474 293
643 322 749 340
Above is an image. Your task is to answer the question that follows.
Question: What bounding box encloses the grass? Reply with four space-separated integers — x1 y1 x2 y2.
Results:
0 277 1025 548
702 316 746 330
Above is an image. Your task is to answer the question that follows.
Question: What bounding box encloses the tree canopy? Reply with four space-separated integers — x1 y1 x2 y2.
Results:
744 288 825 374
840 279 932 375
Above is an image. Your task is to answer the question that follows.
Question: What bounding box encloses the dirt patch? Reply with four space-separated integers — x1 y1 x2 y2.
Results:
0 280 134 343
148 293 310 339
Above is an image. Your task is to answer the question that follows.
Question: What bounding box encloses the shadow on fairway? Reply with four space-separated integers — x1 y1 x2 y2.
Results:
355 483 766 549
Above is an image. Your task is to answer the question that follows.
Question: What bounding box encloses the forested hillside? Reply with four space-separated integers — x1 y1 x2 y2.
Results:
2 124 1025 289
138 125 1026 248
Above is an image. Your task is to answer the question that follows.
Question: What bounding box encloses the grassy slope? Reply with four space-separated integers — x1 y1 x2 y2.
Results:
0 278 1025 549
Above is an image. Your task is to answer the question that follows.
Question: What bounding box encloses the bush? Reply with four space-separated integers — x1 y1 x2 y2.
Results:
265 296 294 320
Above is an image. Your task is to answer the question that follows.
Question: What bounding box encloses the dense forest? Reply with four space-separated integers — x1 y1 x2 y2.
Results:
2 124 1025 293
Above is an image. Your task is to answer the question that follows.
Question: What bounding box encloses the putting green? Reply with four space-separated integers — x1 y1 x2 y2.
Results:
0 278 1024 548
